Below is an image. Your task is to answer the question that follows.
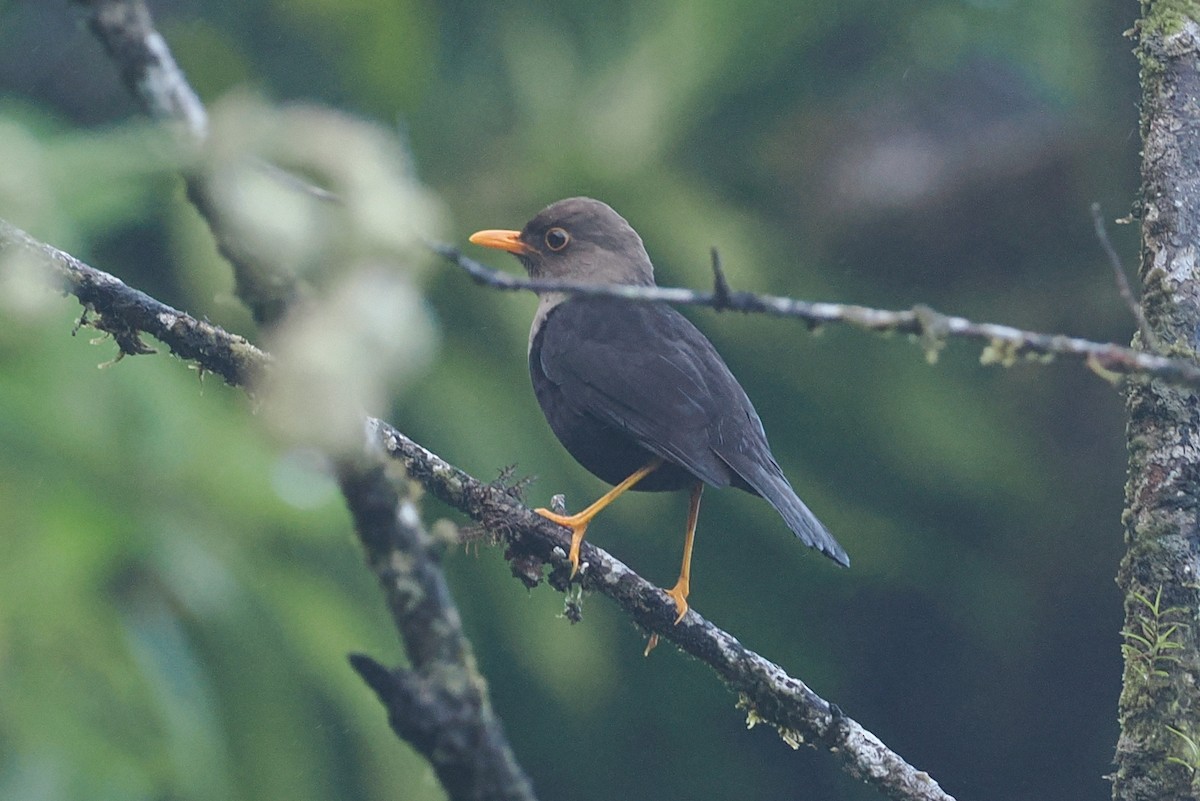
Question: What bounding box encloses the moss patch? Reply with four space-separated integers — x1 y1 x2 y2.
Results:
1142 0 1200 38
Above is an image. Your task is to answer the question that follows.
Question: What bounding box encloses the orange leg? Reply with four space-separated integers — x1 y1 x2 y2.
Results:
663 481 704 624
536 457 663 577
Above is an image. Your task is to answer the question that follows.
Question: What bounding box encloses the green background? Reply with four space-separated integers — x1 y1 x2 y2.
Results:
0 1 1139 800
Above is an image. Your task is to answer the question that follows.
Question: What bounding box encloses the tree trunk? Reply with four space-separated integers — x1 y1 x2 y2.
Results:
1115 6 1200 801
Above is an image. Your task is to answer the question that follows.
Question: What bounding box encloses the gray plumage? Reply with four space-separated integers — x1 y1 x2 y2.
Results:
531 295 848 566
489 197 849 567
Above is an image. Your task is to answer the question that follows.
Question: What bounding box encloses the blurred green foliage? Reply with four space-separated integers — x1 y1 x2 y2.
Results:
0 1 1140 800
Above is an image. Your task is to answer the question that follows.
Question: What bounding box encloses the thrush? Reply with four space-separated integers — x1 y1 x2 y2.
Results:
469 197 847 623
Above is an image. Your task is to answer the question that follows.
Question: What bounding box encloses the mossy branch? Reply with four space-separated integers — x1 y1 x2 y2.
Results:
437 245 1200 390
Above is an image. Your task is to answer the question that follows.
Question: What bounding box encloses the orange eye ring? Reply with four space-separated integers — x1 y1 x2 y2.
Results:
545 227 570 252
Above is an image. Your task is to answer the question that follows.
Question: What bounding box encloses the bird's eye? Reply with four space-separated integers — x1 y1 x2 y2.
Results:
545 227 570 252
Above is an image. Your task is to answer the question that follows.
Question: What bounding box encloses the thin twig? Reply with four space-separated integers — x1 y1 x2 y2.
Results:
1091 202 1157 350
438 244 1200 390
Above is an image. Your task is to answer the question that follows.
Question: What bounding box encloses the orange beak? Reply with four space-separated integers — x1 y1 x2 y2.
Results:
468 228 533 256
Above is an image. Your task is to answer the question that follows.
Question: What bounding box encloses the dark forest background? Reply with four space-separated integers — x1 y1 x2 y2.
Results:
0 2 1141 800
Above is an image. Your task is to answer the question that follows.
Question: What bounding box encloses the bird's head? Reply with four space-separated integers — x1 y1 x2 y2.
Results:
469 197 655 287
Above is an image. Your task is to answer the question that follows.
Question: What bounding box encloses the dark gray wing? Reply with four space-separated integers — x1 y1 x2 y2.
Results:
539 297 733 487
538 297 848 566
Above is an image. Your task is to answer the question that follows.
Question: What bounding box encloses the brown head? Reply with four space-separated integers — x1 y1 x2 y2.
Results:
469 197 656 287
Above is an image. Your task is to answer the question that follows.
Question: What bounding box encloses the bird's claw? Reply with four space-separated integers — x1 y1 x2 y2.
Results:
664 583 689 624
535 507 589 578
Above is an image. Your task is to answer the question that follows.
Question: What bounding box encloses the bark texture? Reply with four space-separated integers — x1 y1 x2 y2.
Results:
339 461 537 801
1116 6 1200 800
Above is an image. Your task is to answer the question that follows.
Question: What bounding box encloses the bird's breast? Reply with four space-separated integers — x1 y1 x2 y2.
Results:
528 310 696 492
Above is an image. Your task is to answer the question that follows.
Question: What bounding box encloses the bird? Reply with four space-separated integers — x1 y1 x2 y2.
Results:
468 197 847 623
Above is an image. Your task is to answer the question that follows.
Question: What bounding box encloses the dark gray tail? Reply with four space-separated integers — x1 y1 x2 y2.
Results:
721 452 849 567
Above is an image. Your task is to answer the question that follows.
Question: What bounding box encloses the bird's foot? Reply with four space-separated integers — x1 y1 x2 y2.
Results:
534 508 590 577
664 579 689 624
